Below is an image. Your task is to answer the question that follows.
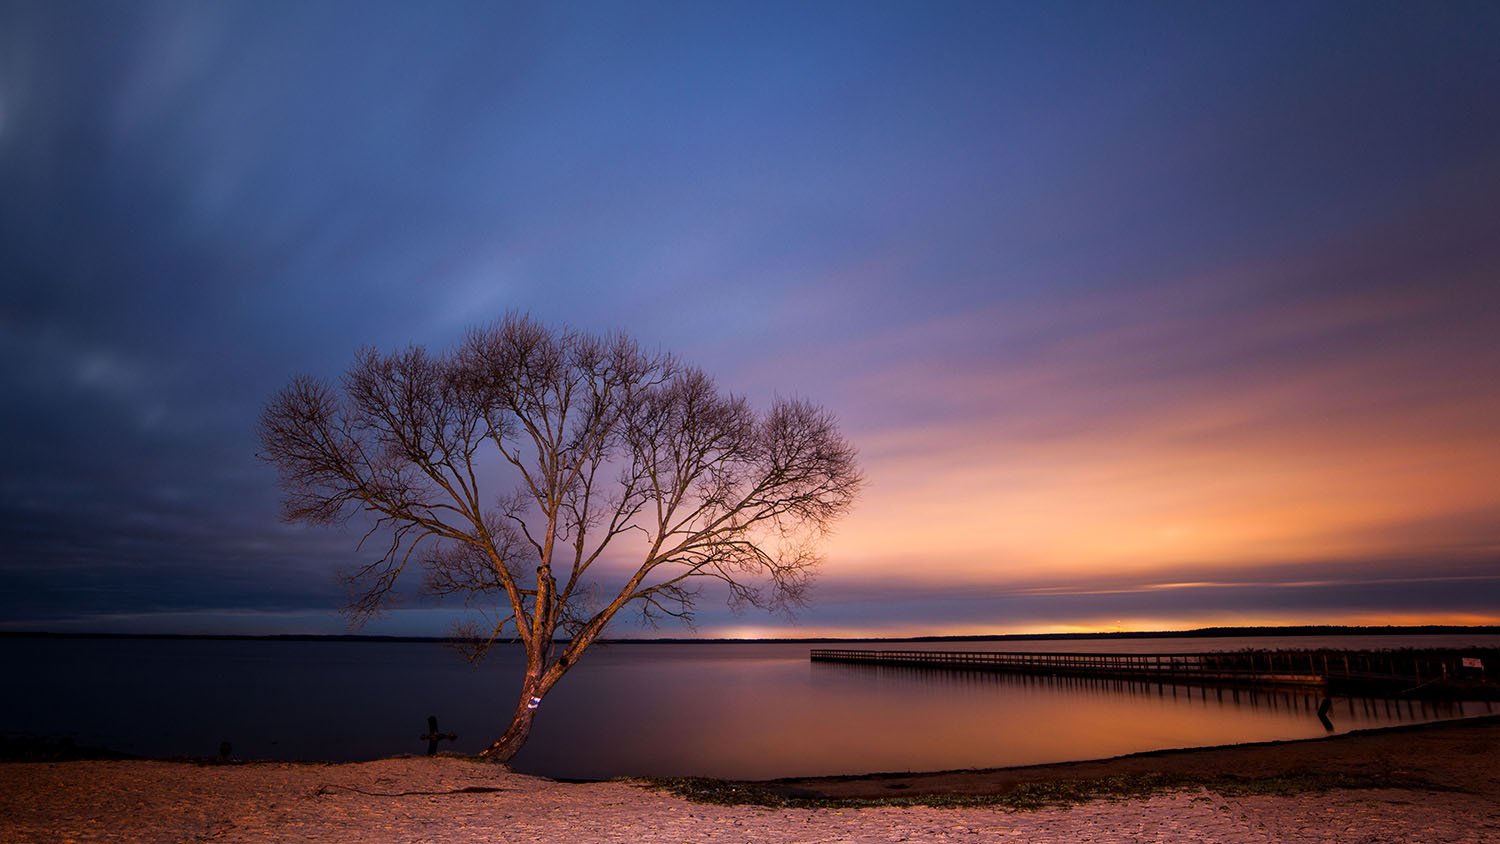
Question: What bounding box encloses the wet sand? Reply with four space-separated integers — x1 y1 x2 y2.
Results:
3 715 1497 843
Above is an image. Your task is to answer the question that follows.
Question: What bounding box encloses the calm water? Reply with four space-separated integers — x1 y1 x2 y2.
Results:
4 635 1497 779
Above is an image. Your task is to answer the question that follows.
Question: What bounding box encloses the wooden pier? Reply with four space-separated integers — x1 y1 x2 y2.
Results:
809 648 1499 697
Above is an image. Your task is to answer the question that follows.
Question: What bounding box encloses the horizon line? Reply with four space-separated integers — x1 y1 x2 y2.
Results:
4 623 1499 645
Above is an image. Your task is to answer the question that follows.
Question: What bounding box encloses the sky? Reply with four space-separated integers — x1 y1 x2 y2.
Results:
2 1 1499 637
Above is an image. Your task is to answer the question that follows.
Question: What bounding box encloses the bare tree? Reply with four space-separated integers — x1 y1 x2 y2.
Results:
258 315 861 761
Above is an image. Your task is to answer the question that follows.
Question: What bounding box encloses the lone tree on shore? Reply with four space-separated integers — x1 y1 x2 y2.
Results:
258 314 861 761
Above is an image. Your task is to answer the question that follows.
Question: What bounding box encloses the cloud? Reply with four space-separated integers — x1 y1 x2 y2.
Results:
794 555 1500 637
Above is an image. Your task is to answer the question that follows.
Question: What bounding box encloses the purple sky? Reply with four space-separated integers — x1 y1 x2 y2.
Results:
2 1 1499 636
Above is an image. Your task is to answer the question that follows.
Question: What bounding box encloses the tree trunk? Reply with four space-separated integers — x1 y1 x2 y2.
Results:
479 701 537 762
479 667 551 762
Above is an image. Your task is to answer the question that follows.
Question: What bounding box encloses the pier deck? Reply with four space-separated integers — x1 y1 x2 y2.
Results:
809 648 1498 696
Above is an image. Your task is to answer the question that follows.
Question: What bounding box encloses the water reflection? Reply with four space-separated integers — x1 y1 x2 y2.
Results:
810 659 1483 742
515 647 1493 779
4 637 1496 780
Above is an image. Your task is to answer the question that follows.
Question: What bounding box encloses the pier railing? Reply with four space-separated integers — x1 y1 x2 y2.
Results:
809 648 1497 696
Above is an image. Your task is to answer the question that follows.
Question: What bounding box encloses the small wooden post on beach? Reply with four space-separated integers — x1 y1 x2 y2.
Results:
421 715 457 756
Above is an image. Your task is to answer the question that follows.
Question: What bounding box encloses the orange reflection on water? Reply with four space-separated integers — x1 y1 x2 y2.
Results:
517 643 1493 779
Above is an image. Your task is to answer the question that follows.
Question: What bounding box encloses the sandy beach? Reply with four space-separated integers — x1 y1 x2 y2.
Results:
4 716 1498 843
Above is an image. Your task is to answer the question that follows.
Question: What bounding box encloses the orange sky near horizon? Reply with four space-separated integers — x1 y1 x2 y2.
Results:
739 252 1500 636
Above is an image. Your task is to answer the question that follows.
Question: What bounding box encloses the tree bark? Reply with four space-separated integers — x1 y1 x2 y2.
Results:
480 675 545 762
479 653 570 762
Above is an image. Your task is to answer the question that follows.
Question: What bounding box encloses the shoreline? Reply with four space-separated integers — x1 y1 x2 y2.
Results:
5 716 1498 842
8 710 1500 781
727 711 1500 803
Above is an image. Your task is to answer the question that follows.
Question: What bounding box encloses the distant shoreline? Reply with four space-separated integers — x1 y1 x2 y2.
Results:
2 623 1498 644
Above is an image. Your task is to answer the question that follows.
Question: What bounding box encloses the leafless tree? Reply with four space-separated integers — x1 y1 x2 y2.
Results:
258 314 861 761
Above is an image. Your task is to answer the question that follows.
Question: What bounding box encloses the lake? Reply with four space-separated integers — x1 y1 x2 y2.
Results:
4 634 1497 779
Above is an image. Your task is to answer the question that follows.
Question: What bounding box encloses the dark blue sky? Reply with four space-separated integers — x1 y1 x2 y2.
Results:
3 1 1499 635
